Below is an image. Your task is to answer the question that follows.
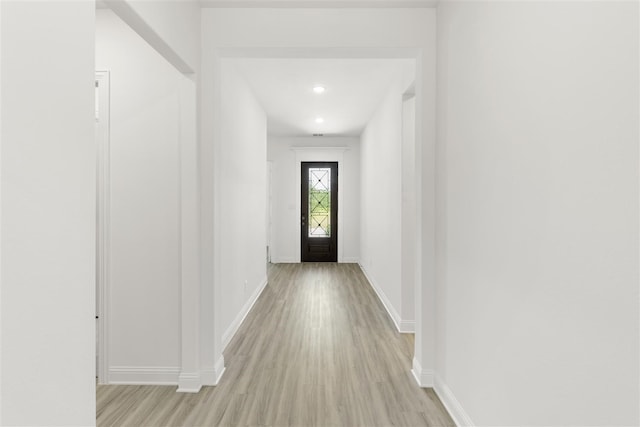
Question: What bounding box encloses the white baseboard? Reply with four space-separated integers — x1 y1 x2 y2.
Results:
399 319 415 333
109 366 180 385
358 263 415 333
177 372 201 393
411 357 434 387
221 276 268 351
201 355 226 386
434 375 475 427
272 257 360 264
358 263 401 331
271 257 297 263
214 355 226 384
203 276 265 388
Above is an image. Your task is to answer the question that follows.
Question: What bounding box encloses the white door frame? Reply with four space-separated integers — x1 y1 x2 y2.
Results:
203 46 434 388
267 161 273 263
292 146 349 263
95 70 110 384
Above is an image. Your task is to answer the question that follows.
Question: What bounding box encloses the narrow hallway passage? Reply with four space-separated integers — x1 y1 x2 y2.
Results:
97 263 454 426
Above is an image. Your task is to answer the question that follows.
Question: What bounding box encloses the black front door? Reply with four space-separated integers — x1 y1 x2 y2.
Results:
301 162 338 262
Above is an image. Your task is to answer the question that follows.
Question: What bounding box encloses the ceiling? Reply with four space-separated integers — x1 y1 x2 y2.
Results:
231 58 415 137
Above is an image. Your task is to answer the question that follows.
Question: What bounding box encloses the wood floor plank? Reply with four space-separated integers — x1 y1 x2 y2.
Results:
97 263 455 426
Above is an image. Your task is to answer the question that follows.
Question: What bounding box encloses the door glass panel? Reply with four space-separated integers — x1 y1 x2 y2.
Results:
308 168 331 237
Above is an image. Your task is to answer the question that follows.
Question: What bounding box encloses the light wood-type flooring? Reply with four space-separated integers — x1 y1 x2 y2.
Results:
97 263 454 426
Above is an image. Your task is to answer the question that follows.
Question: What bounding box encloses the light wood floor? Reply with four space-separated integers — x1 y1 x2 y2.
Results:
97 263 454 426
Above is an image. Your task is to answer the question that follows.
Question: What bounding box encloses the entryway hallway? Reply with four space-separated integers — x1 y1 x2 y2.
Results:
97 263 454 426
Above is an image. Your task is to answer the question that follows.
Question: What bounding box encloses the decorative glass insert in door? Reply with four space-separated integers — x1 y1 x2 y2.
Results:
308 168 331 237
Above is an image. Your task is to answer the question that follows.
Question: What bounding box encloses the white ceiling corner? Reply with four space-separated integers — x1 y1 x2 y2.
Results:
231 58 415 137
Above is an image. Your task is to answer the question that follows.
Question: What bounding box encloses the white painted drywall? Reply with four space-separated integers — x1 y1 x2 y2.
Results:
360 77 410 331
401 95 416 331
204 8 433 49
201 7 437 378
435 1 639 425
360 86 402 322
96 9 183 382
0 1 96 424
105 0 200 73
267 137 361 263
0 3 3 421
216 60 268 353
178 74 201 392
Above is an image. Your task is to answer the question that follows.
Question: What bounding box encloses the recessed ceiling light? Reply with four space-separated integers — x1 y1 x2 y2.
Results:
313 86 326 94
315 117 324 124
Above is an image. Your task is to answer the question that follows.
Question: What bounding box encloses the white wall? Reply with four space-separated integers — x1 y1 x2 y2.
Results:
401 95 416 331
0 1 96 424
1 3 3 421
435 2 639 425
201 7 437 380
216 60 268 354
360 72 414 332
105 0 200 73
267 136 360 263
360 86 402 325
203 8 433 50
96 9 184 383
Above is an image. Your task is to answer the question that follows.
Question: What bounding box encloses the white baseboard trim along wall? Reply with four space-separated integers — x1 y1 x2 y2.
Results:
353 264 474 426
357 261 468 426
358 263 415 333
411 357 434 388
399 319 415 332
201 356 226 386
410 360 474 427
109 366 180 385
110 277 266 388
270 257 297 263
434 375 475 427
177 372 201 393
221 276 268 351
